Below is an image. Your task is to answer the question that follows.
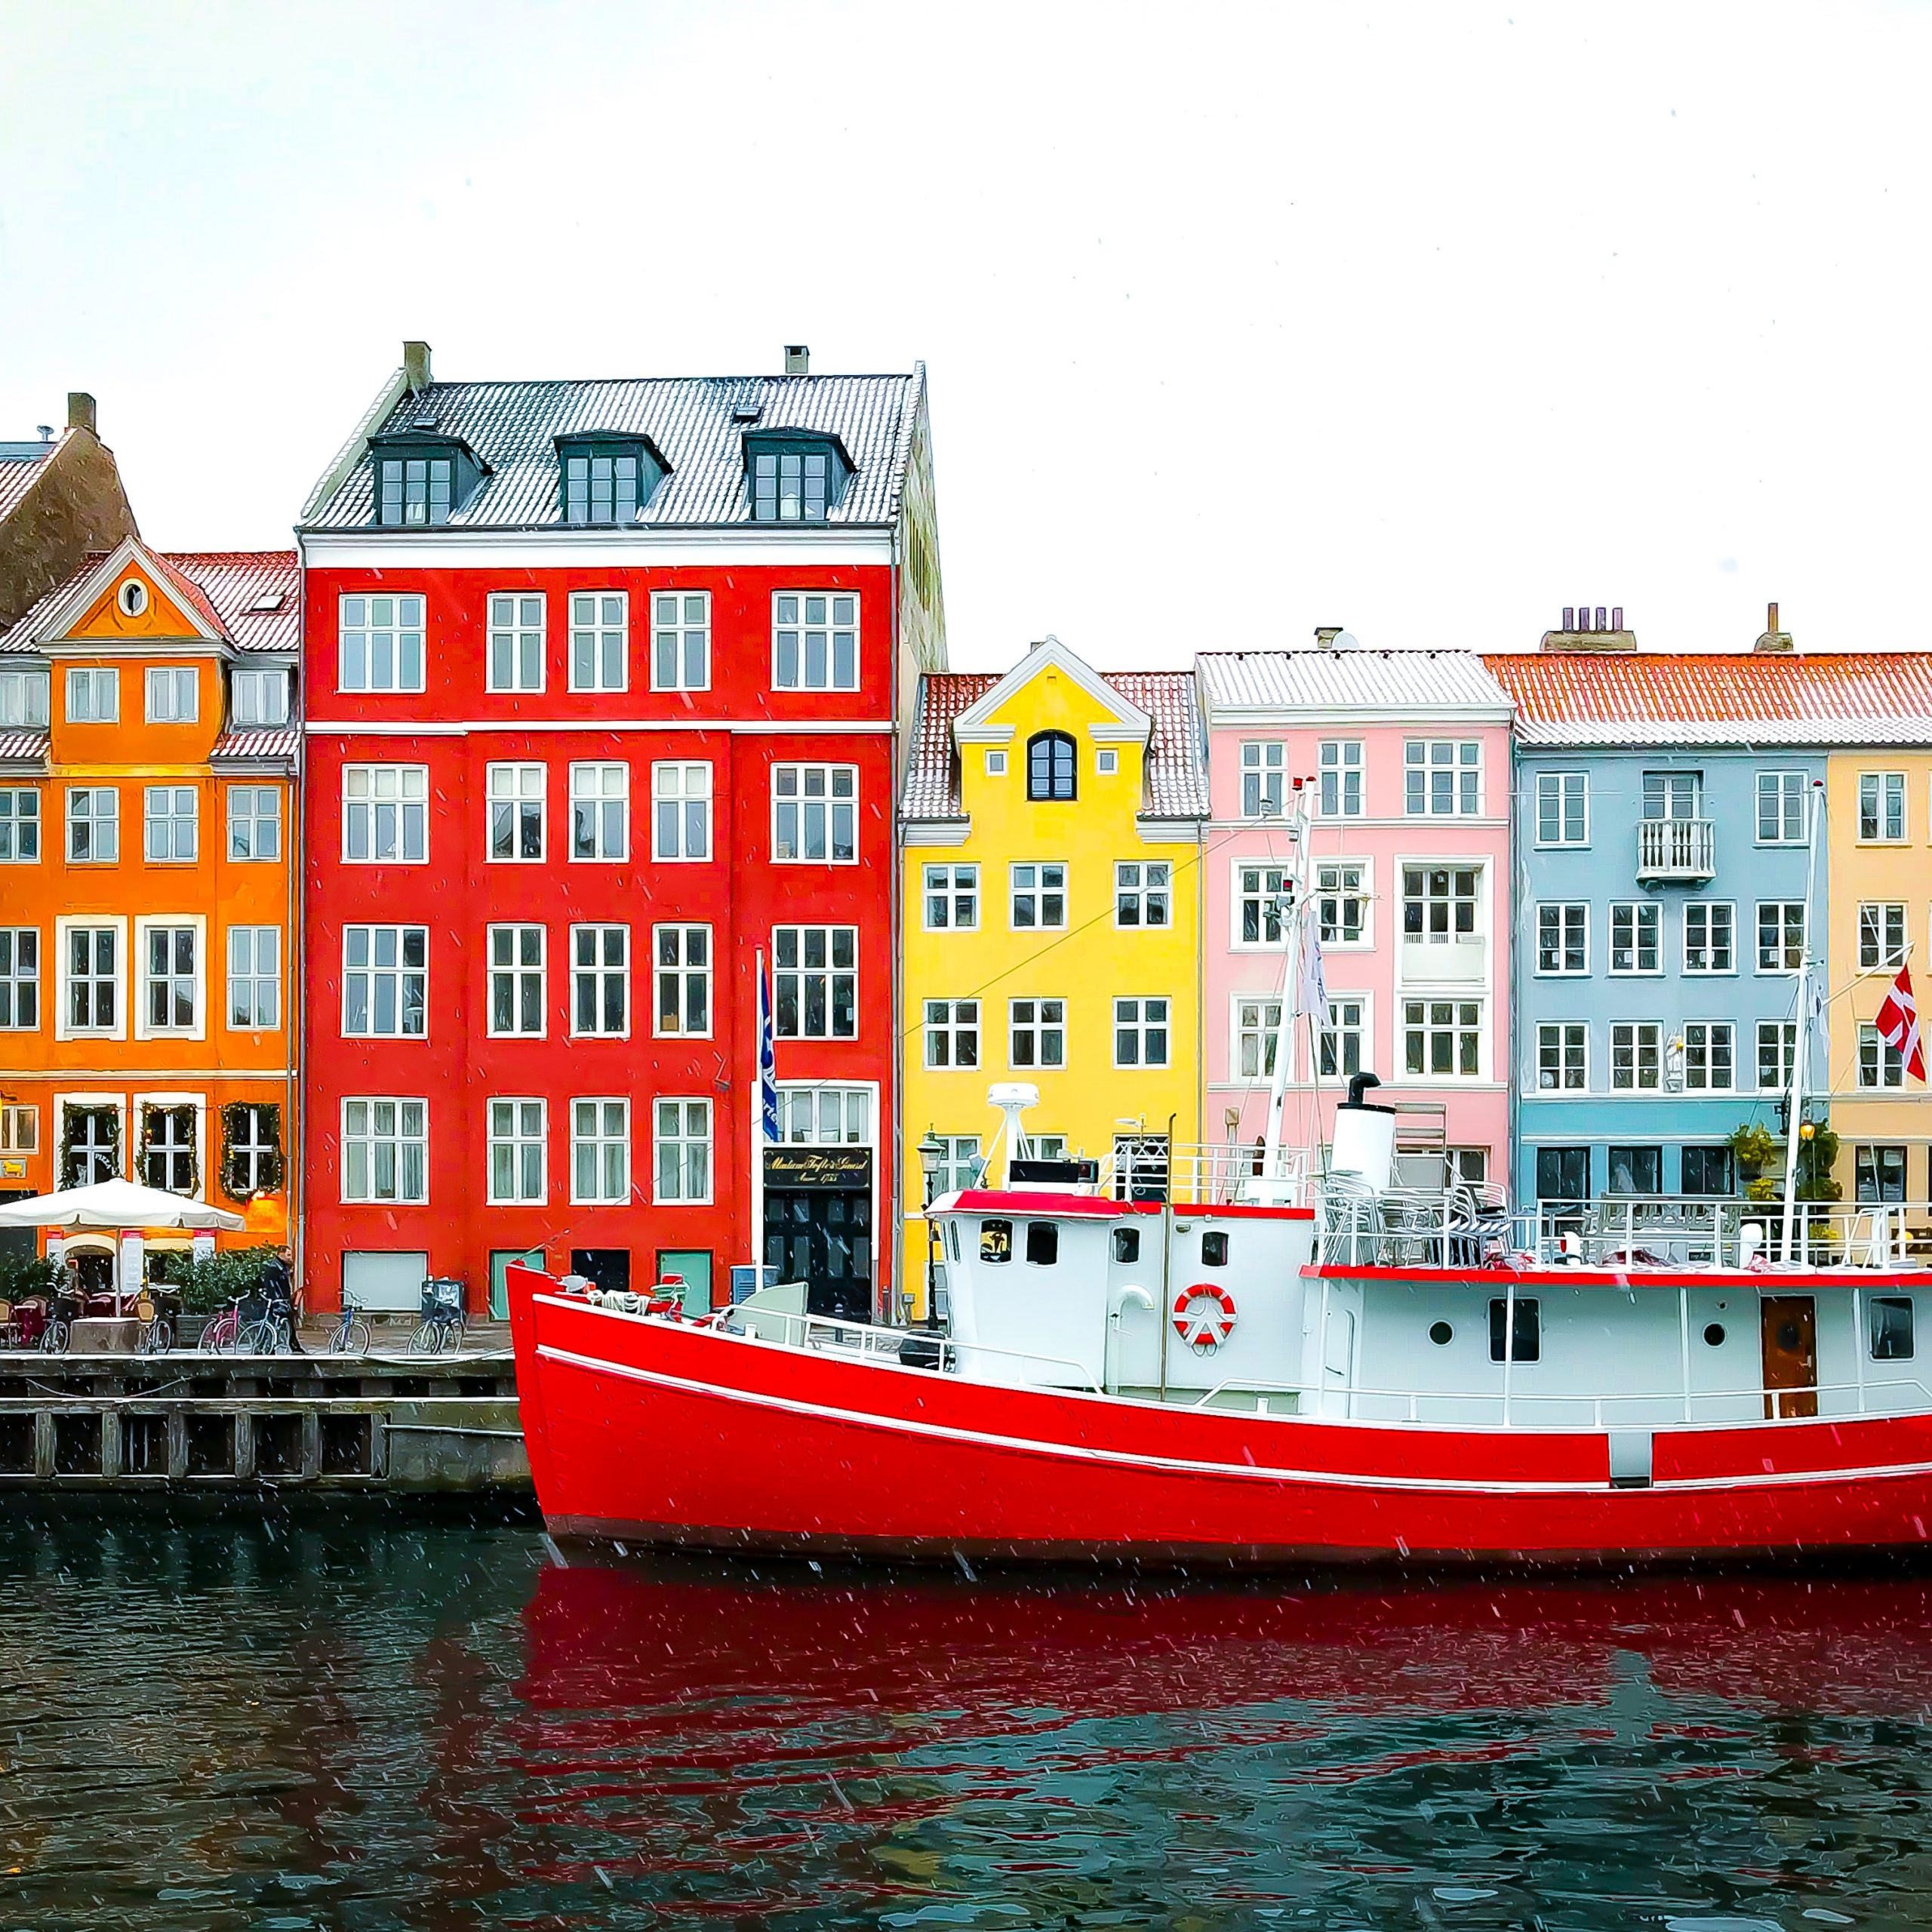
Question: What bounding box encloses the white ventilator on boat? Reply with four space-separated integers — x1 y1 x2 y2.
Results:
986 1082 1042 1186
1328 1075 1397 1193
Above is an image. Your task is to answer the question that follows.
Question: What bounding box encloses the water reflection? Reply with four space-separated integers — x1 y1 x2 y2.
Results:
6 1512 1932 1927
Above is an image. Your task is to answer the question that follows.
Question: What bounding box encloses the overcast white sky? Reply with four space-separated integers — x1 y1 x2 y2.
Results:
2 2 1926 667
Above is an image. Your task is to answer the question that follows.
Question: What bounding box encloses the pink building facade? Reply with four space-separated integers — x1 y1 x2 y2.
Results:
1198 648 1516 1189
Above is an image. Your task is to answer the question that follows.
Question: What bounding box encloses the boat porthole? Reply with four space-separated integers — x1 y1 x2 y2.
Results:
1703 1323 1725 1346
1429 1321 1453 1346
1778 1321 1801 1350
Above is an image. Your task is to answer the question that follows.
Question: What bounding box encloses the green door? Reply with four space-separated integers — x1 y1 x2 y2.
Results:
489 1247 546 1319
656 1249 713 1315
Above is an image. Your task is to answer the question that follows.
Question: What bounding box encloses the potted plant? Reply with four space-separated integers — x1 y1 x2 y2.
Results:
1727 1122 1780 1189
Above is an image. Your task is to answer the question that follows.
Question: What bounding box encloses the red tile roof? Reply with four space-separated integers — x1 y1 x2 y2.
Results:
1 546 297 654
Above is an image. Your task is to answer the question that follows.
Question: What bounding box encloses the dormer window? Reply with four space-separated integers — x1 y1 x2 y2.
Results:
557 434 666 526
1027 731 1077 802
745 431 851 523
369 431 485 527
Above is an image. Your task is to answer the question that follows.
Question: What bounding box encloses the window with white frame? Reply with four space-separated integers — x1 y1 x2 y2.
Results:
230 667 289 726
488 763 546 862
342 925 427 1037
985 749 1007 777
145 667 198 724
0 788 38 863
226 785 280 861
62 1104 118 1185
342 764 427 863
488 924 546 1037
1860 771 1907 842
923 863 978 931
1115 861 1171 929
1537 1022 1588 1091
651 762 711 861
653 924 710 1037
64 926 117 1031
66 786 116 863
1860 903 1908 970
1403 999 1481 1077
141 1104 196 1193
651 591 710 691
337 595 425 693
1236 863 1290 946
1643 771 1703 820
1756 901 1806 974
1235 996 1282 1079
570 762 628 860
1536 771 1589 845
777 1087 872 1145
1113 996 1170 1068
342 1098 428 1203
1757 771 1807 844
1609 901 1660 974
1683 1021 1735 1091
774 925 857 1038
0 929 37 1029
772 764 857 863
1011 862 1067 930
1536 903 1588 975
1404 740 1481 816
1009 998 1066 1069
654 1098 712 1203
571 1097 630 1204
65 667 118 722
1318 740 1363 818
140 924 197 1032
772 592 858 691
1241 742 1286 818
1402 865 1479 943
1316 862 1368 946
1318 996 1367 1079
1758 1020 1797 1094
925 1134 980 1193
571 924 630 1037
488 1098 546 1204
924 998 978 1068
0 1103 35 1153
568 592 628 692
1449 1146 1489 1186
221 1103 279 1197
226 926 279 1029
1857 1144 1909 1204
143 786 197 863
1095 749 1118 776
1683 902 1734 974
1611 1021 1663 1091
488 592 546 693
1861 1024 1907 1089
0 669 49 728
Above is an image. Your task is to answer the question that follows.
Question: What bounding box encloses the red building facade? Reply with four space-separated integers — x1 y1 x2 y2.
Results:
297 345 944 1318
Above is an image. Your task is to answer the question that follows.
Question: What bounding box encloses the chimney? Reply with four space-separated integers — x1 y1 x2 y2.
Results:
1540 602 1638 653
784 344 810 377
1314 626 1343 650
403 340 432 394
1755 599 1795 654
66 392 96 435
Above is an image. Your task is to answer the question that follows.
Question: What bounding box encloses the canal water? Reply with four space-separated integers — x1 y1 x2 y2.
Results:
6 1516 1932 1929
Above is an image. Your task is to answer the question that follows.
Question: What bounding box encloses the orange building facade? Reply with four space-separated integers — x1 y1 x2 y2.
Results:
0 538 300 1276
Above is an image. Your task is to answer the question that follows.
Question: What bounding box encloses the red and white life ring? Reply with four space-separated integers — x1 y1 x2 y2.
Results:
1172 1283 1238 1352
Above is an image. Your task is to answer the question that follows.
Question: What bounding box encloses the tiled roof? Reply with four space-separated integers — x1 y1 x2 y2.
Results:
0 454 49 521
903 669 1208 821
0 728 49 764
1486 651 1932 746
1198 648 1512 715
1 547 298 654
210 726 299 764
303 372 924 531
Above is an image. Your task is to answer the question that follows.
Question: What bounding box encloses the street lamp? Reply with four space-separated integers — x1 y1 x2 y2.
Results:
915 1130 948 1330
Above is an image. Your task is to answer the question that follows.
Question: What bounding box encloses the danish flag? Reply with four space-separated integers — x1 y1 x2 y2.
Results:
1875 963 1927 1083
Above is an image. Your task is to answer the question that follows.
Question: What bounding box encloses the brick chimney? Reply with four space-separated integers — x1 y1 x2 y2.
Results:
1754 600 1794 654
784 344 810 376
66 392 97 435
403 340 432 394
1540 602 1637 653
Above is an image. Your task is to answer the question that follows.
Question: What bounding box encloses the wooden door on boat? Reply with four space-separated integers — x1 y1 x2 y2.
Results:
1761 1295 1818 1419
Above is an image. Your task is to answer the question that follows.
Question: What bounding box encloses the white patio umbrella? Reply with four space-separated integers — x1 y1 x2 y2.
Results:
0 1177 245 1232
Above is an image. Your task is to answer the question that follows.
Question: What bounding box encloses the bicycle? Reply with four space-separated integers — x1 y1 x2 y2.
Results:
327 1297 372 1357
134 1293 175 1355
236 1306 292 1355
198 1299 243 1355
408 1275 466 1356
39 1289 80 1355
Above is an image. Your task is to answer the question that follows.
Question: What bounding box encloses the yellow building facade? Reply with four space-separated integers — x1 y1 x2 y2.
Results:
898 640 1205 1316
1825 748 1932 1203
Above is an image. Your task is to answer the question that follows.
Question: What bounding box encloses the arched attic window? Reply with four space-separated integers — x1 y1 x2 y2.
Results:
1027 731 1076 801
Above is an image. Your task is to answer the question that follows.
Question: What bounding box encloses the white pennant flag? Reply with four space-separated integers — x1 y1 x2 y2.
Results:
1299 924 1332 1030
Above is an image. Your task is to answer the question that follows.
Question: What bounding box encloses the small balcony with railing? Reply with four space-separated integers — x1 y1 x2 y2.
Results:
1636 815 1715 882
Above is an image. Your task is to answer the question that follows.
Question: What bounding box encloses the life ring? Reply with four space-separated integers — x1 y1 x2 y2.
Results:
1172 1283 1238 1352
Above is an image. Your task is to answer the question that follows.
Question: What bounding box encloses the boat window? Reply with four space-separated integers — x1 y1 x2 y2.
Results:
1112 1226 1141 1264
1201 1231 1229 1267
1025 1223 1059 1266
1703 1322 1726 1347
1871 1295 1915 1361
980 1219 1013 1265
1429 1320 1453 1346
947 1220 961 1263
1487 1297 1541 1363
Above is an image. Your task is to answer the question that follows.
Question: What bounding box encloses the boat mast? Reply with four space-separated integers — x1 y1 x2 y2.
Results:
1260 779 1314 1198
1780 779 1826 1260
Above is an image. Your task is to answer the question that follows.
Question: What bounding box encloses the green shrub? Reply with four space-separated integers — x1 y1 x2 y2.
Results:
177 1243 279 1315
0 1252 60 1304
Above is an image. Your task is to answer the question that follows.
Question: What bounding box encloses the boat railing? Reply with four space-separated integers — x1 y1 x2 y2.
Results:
1084 1142 1309 1209
715 1303 1102 1392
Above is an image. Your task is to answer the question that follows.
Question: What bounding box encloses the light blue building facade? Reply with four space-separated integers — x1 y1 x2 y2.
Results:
1491 653 1828 1208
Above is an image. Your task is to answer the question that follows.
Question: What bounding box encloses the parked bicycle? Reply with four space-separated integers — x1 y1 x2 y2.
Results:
236 1303 292 1355
38 1287 80 1355
327 1296 372 1358
198 1297 244 1355
408 1276 466 1356
134 1291 175 1355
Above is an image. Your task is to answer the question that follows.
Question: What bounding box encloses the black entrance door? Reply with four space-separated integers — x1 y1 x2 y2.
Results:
762 1147 874 1321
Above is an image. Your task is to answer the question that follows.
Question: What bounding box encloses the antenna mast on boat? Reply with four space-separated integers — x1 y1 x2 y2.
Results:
1780 779 1827 1260
1258 778 1316 1202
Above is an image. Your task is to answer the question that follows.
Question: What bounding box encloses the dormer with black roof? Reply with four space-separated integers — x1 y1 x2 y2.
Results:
367 417 488 527
743 426 853 523
555 429 670 525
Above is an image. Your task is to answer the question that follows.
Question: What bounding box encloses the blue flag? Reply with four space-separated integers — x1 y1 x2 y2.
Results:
758 958 780 1143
